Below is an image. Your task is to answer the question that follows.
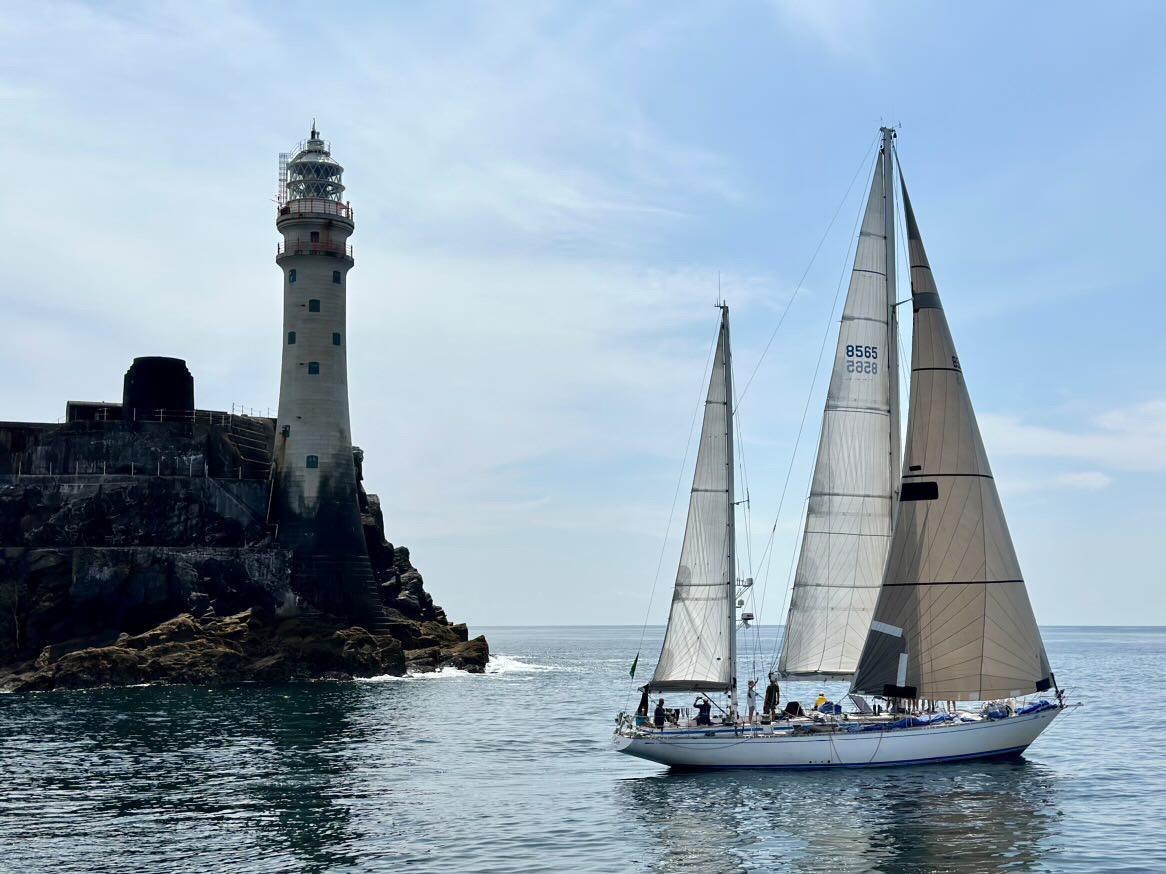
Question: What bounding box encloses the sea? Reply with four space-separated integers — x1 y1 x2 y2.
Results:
0 625 1162 873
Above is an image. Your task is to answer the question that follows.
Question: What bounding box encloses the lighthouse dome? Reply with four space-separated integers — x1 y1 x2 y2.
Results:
285 125 345 202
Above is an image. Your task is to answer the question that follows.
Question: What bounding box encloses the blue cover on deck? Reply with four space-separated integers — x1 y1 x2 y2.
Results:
1016 699 1056 716
862 716 930 732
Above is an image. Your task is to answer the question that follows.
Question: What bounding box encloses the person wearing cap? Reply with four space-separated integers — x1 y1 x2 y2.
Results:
653 698 667 730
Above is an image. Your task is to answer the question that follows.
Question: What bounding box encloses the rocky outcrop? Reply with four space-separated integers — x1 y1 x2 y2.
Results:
0 609 406 692
0 425 488 690
360 487 488 675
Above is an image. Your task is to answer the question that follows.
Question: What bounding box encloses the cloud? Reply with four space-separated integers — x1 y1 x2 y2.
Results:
981 400 1166 473
1000 470 1113 496
766 0 877 59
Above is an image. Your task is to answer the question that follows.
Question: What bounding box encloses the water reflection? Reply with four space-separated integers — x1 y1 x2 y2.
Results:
0 684 384 872
239 685 373 871
618 759 1059 873
621 772 751 873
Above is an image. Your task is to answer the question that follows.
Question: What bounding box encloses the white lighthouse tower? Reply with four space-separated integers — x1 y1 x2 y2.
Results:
272 126 379 621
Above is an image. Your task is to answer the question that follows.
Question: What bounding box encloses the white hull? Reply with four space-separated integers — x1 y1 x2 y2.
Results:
613 707 1061 770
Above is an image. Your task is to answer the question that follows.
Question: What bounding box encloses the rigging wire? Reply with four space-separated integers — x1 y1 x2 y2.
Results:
731 399 761 681
734 135 880 412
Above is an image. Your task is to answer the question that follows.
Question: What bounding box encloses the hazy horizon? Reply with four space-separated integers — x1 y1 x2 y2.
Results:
2 2 1164 626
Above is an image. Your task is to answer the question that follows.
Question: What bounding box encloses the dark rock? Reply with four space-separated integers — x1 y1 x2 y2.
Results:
446 636 490 673
0 609 407 691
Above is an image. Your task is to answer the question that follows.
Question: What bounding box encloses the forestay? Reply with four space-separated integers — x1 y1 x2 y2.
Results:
650 309 736 692
850 177 1053 702
778 149 899 679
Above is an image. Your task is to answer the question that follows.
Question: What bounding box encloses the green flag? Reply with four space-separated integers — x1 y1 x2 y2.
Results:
629 653 639 678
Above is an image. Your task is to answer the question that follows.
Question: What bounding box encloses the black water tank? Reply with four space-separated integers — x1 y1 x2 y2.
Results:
122 357 194 422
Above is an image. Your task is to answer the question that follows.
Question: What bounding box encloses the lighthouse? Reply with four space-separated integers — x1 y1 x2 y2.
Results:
272 126 379 622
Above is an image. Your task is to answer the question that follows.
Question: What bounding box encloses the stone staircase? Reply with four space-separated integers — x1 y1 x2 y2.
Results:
291 553 389 632
223 415 274 480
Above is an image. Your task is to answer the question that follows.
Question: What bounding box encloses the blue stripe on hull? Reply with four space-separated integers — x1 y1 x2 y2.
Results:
664 743 1031 771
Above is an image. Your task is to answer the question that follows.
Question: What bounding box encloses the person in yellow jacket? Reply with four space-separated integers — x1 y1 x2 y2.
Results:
814 692 828 710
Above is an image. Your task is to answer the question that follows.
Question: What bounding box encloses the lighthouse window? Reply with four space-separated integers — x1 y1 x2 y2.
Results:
306 455 319 469
310 231 320 243
332 270 341 284
308 361 320 375
288 269 297 283
332 332 342 346
287 331 296 345
308 299 321 312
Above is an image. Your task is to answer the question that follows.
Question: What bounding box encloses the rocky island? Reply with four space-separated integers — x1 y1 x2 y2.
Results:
0 372 488 693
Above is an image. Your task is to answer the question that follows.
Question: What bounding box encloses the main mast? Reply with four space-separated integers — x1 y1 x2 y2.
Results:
881 126 901 504
722 304 737 719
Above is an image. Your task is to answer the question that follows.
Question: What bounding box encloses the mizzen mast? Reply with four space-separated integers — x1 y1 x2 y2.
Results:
722 304 738 720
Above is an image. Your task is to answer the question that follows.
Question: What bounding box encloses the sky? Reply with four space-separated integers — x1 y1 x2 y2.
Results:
1 1 1163 627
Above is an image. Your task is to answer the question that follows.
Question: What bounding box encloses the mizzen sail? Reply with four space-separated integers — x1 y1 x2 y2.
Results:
778 139 900 679
650 307 736 692
850 176 1053 702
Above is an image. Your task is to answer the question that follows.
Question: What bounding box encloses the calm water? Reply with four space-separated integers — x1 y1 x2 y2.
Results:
0 626 1163 873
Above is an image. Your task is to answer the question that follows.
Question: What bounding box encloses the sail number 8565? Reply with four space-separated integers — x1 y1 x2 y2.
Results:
845 344 878 374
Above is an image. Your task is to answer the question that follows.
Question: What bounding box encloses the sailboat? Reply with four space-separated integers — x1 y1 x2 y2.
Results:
614 128 1069 768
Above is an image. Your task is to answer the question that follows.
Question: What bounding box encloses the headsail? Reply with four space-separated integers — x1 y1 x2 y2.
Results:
650 307 736 693
778 134 900 679
850 173 1053 702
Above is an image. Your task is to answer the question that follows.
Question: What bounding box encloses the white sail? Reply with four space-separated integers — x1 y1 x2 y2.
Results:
650 308 736 692
778 140 900 679
850 175 1053 702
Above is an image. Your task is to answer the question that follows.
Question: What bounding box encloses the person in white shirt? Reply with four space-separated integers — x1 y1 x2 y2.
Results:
746 679 758 723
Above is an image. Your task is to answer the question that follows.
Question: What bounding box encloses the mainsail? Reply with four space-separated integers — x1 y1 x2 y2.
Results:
850 174 1053 702
778 134 900 679
650 307 736 693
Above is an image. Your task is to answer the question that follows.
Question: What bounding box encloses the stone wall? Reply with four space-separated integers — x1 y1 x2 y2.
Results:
0 418 273 480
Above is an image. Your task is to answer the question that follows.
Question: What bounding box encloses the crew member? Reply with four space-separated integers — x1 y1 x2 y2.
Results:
746 679 758 723
694 696 713 726
763 672 781 719
653 698 667 730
